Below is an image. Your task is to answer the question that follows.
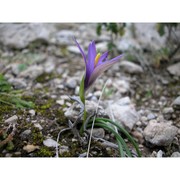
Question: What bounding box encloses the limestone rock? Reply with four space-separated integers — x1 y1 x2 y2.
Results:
5 115 18 124
43 138 59 148
172 96 180 110
119 61 143 74
106 97 139 131
64 98 108 122
143 120 178 146
23 144 39 153
0 23 56 49
167 62 180 77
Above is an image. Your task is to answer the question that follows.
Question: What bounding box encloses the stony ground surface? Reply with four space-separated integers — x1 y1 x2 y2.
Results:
0 23 179 157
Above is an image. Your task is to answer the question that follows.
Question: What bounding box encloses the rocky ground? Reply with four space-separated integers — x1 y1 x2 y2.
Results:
0 23 179 157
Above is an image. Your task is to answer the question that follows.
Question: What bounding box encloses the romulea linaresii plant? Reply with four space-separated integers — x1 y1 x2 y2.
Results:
57 38 141 157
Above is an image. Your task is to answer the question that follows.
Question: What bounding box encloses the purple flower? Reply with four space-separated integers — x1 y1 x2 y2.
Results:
74 38 123 91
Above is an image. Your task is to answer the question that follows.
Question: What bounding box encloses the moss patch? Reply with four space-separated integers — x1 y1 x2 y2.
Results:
35 72 61 84
35 146 54 157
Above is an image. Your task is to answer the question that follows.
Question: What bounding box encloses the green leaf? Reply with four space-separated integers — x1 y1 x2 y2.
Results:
0 74 35 109
79 75 85 104
87 121 132 157
95 118 141 157
0 74 12 92
96 23 102 36
108 23 118 35
119 26 125 36
157 23 165 36
11 97 35 108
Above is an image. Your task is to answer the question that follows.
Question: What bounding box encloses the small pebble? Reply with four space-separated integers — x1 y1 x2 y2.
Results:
131 131 143 144
94 91 102 97
14 152 21 156
79 152 87 158
5 115 18 124
60 95 69 100
147 113 156 120
171 152 180 157
157 150 164 157
156 115 165 121
23 145 39 153
66 78 77 89
87 128 105 139
141 116 148 121
178 129 180 135
65 102 71 107
5 153 13 157
29 109 36 116
43 138 59 147
34 123 43 130
75 86 79 95
59 145 69 155
72 138 78 142
136 121 142 126
57 84 64 89
172 96 180 110
163 107 174 114
20 129 31 140
56 99 65 105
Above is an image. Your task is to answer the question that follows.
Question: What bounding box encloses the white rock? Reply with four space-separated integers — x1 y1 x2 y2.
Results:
134 23 167 50
113 80 130 94
143 120 178 146
44 60 55 73
60 95 70 100
94 91 102 97
0 23 56 49
157 150 164 157
87 128 105 139
29 109 36 116
95 42 108 52
65 99 108 122
10 63 23 75
8 78 27 89
20 129 31 140
106 97 139 131
34 123 43 130
43 138 59 147
118 39 140 51
66 102 72 107
172 96 180 110
115 96 131 105
56 99 65 105
119 61 143 74
5 115 18 124
163 107 174 114
167 62 180 77
171 152 180 157
67 46 81 54
75 86 80 95
59 145 69 155
141 116 148 121
147 113 157 120
55 30 74 45
19 65 44 80
66 77 77 89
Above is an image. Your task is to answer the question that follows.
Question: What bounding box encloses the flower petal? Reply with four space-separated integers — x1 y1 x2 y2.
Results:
87 41 96 74
96 51 109 66
73 37 90 90
73 37 87 63
88 54 123 88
